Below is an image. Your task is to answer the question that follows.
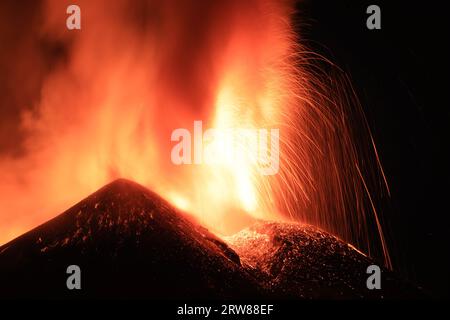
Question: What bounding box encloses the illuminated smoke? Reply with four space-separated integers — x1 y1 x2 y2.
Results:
0 0 391 267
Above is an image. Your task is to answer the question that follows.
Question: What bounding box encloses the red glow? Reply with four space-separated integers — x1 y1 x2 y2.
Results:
0 0 391 268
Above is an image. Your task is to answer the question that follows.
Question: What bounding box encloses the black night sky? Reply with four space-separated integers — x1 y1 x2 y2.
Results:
298 0 449 297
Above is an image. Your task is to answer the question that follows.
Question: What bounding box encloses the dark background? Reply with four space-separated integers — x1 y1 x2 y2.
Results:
297 0 449 297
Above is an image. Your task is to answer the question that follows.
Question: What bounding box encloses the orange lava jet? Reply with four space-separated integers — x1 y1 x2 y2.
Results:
0 0 391 267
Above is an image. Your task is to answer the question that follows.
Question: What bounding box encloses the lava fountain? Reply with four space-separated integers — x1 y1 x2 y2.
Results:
0 0 391 267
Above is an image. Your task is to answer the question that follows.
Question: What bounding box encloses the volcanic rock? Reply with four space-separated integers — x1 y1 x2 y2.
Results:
225 221 424 299
0 179 423 299
0 179 260 299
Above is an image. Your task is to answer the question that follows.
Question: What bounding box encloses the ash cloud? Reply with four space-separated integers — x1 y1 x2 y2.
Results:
0 0 284 243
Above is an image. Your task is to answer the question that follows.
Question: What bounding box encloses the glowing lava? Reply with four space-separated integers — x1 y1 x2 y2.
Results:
0 0 391 267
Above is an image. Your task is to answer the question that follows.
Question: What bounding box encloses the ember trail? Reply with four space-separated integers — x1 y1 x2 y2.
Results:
0 0 391 268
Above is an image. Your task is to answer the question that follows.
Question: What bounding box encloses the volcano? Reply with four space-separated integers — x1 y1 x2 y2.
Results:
0 179 422 299
0 179 260 299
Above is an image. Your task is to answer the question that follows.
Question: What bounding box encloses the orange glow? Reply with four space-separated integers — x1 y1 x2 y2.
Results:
0 0 391 267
